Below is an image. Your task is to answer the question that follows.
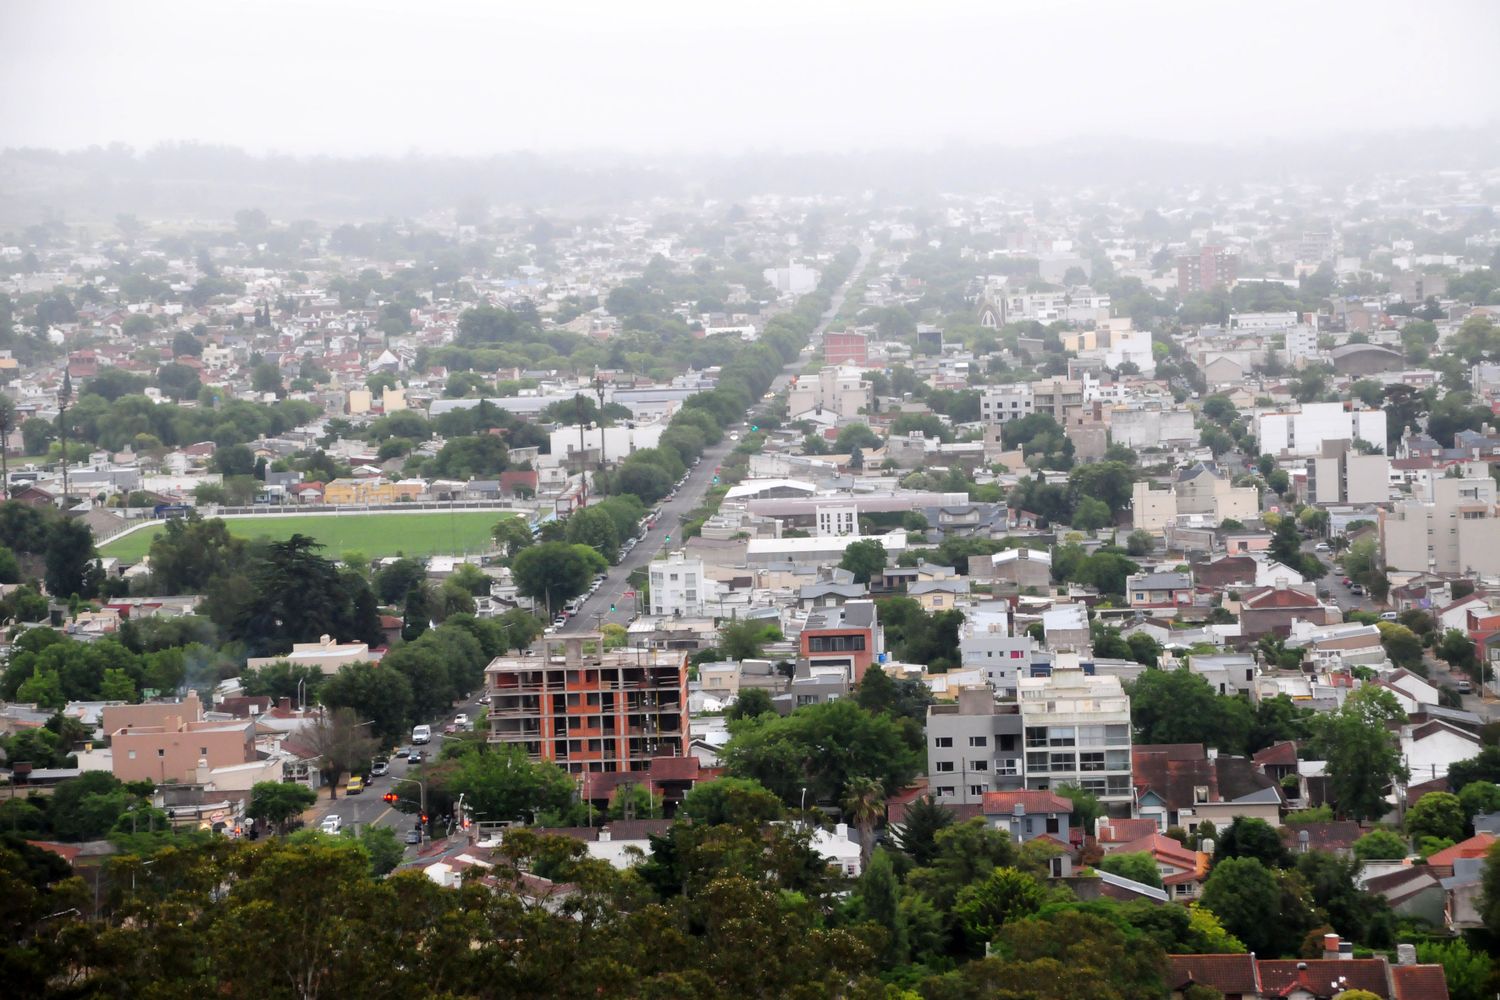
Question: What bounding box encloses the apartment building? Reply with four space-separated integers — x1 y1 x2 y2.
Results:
1306 447 1390 506
1255 402 1387 458
799 600 882 684
1177 246 1238 295
1131 464 1259 533
1030 377 1086 421
648 551 709 617
1381 476 1500 575
823 331 869 367
486 634 689 775
1110 407 1196 449
1019 663 1134 806
925 686 1024 805
785 365 873 421
979 384 1035 425
959 602 1035 697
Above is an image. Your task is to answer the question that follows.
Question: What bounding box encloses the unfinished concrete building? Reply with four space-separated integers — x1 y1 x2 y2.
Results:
485 633 689 775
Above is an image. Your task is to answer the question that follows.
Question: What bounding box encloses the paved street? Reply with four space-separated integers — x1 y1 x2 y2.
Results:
559 244 871 635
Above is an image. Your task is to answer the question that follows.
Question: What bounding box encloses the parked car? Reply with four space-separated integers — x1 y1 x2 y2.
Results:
320 815 342 835
1349 583 1365 595
1314 542 1330 552
1457 678 1473 694
371 759 389 776
394 747 410 759
1379 611 1399 621
405 828 422 845
346 775 365 795
443 724 456 735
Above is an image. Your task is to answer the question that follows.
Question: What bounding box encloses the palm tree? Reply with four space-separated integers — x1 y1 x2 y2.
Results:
842 776 886 871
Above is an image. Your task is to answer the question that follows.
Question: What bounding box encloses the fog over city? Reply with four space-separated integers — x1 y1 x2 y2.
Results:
5 3 1500 995
4 0 1498 157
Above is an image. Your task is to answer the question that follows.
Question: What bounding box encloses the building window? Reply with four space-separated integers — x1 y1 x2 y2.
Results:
157 748 165 757
1080 751 1105 772
935 761 954 773
934 736 953 748
971 760 989 772
128 750 137 760
969 735 988 747
937 786 956 797
969 785 985 797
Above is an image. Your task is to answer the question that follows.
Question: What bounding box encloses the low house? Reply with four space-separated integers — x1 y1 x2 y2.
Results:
1133 743 1283 835
1126 571 1194 611
1238 582 1340 639
1167 938 1452 999
1103 831 1209 901
980 790 1074 847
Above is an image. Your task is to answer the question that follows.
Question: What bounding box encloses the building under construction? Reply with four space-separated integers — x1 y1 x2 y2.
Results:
485 633 689 774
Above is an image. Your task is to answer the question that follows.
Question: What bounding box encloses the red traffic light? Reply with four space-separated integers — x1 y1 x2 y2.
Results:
420 813 429 824
383 793 397 804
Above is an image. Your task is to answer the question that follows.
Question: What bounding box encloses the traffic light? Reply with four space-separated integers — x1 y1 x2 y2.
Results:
383 793 397 804
750 425 758 432
664 534 671 542
609 603 616 612
420 813 430 824
712 475 720 484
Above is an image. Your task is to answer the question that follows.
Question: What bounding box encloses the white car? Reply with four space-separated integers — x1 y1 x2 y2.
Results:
454 713 469 728
320 815 342 835
1314 542 1330 552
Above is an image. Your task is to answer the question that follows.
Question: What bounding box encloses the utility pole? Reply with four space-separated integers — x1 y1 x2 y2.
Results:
58 371 72 504
593 374 608 472
576 393 588 507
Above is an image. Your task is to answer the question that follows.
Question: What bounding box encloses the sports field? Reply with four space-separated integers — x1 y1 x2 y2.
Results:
99 511 511 562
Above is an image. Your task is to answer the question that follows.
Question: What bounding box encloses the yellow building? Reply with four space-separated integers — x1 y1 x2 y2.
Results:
323 478 401 505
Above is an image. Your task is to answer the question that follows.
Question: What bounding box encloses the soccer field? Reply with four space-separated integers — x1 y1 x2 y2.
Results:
99 511 511 562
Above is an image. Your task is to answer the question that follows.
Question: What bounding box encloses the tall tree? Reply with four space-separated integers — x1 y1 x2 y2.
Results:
1308 686 1408 821
303 707 377 799
842 775 886 871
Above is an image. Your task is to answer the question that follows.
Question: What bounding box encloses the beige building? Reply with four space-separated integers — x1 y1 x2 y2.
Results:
1382 476 1500 575
786 365 873 422
1307 447 1390 506
245 635 377 676
108 691 259 785
1019 661 1133 806
1133 463 1258 533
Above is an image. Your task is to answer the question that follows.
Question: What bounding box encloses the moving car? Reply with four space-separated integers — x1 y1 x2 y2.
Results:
454 713 469 728
394 747 410 759
320 815 342 835
408 750 424 765
1314 542 1330 552
411 724 432 745
371 758 389 776
346 775 365 795
405 828 422 845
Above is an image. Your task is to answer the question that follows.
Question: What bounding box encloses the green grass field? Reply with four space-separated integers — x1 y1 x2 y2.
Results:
99 511 513 562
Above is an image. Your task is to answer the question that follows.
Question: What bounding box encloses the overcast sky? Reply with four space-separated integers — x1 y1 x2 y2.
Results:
3 0 1498 157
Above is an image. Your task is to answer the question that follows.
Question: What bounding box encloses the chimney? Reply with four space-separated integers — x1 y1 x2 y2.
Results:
278 697 292 713
1396 943 1417 966
1322 933 1341 960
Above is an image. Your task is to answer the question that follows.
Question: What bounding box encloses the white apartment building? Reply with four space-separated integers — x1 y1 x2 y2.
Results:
1255 402 1387 458
996 289 1112 325
1110 407 1196 449
1283 325 1321 365
815 504 858 537
763 264 820 296
1098 317 1155 375
1020 662 1134 805
786 365 873 422
980 384 1035 425
1231 310 1302 331
958 602 1036 698
1381 477 1500 576
648 551 711 617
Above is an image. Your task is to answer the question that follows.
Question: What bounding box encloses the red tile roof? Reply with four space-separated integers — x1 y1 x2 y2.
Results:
1253 740 1299 767
1167 954 1259 995
1424 833 1496 869
980 790 1072 815
1391 963 1451 1000
1243 585 1323 609
1258 958 1393 998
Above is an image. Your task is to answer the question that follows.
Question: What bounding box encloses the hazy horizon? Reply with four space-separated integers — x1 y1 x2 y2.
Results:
4 0 1499 158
